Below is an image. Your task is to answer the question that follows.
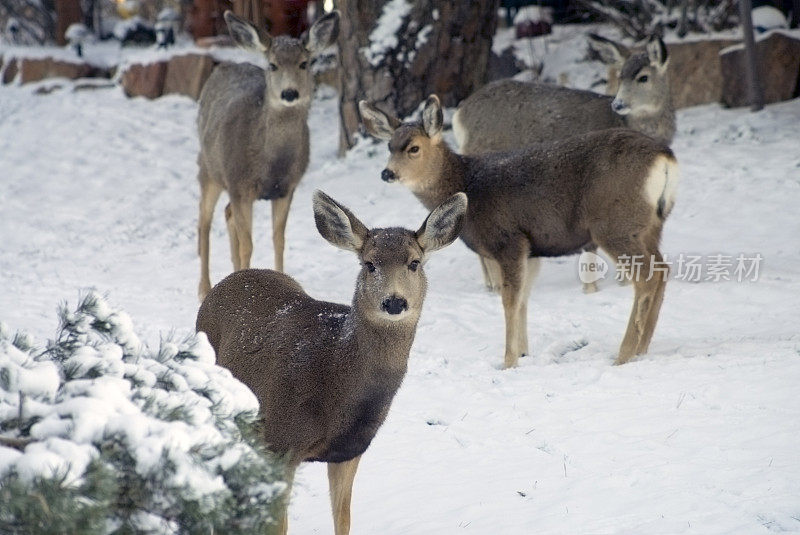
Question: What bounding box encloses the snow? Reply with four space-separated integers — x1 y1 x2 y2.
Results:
2 32 800 534
362 0 413 66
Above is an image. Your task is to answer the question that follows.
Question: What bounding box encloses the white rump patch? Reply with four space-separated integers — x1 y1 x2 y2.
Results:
642 154 680 216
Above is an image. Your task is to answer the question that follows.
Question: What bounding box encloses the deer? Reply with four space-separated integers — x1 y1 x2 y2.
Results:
451 35 674 293
196 10 339 301
196 190 467 535
360 95 679 369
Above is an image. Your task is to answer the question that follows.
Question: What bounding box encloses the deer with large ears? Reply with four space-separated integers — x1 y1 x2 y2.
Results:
196 10 340 301
451 35 672 293
196 190 467 535
453 35 674 153
360 95 678 368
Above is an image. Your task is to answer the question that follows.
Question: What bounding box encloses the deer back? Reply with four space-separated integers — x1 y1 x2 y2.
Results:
453 36 674 154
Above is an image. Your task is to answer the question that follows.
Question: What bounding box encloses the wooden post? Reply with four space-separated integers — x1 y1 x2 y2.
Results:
792 0 800 28
738 0 764 111
55 0 83 45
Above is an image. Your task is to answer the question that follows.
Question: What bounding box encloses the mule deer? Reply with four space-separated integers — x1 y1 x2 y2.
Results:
196 190 466 535
452 35 674 293
196 10 339 300
453 36 674 153
361 95 678 369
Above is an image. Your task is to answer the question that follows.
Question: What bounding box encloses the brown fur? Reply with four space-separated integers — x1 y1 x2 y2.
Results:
196 190 466 534
452 36 675 154
360 96 679 368
196 10 339 301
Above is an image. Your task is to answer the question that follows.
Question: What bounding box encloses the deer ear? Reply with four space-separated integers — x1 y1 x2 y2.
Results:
646 36 669 70
305 10 340 54
313 190 369 252
416 192 467 254
359 101 400 141
587 33 628 65
422 95 443 138
224 11 269 52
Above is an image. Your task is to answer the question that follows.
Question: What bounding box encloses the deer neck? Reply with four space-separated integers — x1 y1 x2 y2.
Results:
346 299 419 375
625 99 676 145
409 143 467 212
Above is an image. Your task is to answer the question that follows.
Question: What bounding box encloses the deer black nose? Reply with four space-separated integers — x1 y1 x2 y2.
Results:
381 296 408 315
611 99 626 112
281 89 299 102
381 169 396 182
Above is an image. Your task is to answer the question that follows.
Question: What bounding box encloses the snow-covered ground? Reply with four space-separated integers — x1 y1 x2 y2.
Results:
2 55 800 533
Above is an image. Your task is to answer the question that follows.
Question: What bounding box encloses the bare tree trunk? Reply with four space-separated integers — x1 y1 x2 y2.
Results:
337 0 499 155
738 0 763 111
55 0 81 45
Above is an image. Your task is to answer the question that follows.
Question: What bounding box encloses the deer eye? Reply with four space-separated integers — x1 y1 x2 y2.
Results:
409 260 420 272
408 146 420 154
364 262 376 273
269 63 278 72
299 61 308 70
637 74 649 83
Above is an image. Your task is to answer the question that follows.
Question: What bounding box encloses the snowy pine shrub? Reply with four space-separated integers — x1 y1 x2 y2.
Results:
0 292 285 534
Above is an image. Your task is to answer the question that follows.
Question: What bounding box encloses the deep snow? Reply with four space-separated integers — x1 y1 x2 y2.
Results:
1 46 800 533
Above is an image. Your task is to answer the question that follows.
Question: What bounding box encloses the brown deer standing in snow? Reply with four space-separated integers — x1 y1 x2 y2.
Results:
360 95 678 368
196 10 339 300
196 190 466 535
452 35 674 293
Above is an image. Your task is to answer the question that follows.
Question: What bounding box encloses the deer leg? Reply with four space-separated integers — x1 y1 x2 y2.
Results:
482 256 503 293
271 189 295 273
224 203 240 271
229 200 254 271
615 249 663 365
499 255 526 369
518 257 541 356
635 261 668 355
274 462 298 535
635 224 668 355
480 256 502 292
582 243 600 294
197 176 222 301
327 455 361 535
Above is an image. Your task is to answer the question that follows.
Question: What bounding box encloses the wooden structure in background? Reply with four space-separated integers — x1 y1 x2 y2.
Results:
54 0 82 45
738 0 764 111
190 0 310 40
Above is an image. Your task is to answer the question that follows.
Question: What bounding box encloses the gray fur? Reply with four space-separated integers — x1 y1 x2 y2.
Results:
196 190 465 530
362 97 678 367
196 10 340 300
453 36 674 151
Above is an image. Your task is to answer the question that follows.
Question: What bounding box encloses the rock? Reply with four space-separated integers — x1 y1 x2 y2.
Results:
18 57 95 84
666 38 739 109
121 61 168 99
2 57 17 84
163 54 215 100
195 35 235 48
720 31 800 108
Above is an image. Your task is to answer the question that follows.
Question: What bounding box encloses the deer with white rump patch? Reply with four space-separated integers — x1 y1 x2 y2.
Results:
360 95 678 368
452 35 674 293
196 10 339 301
196 190 466 535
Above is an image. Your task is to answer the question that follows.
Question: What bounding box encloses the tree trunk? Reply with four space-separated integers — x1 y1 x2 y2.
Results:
337 0 499 155
54 0 81 45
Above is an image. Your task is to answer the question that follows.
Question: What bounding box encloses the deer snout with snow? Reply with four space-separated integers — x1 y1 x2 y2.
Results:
196 10 340 301
361 95 678 369
196 190 466 535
